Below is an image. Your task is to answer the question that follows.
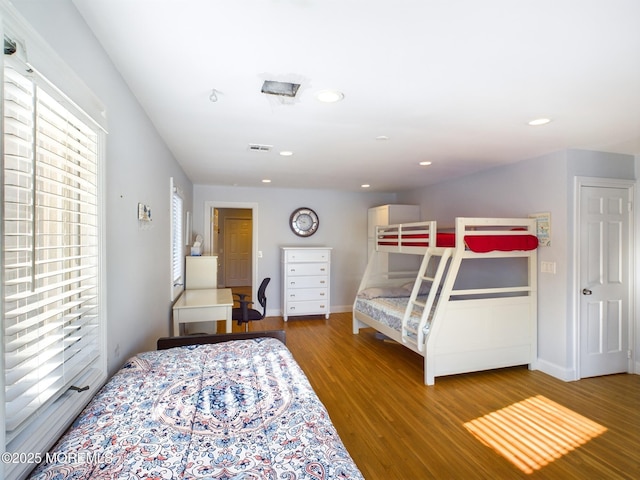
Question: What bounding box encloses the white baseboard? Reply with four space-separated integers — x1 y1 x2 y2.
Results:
268 305 353 318
330 305 353 314
536 358 640 381
535 358 577 382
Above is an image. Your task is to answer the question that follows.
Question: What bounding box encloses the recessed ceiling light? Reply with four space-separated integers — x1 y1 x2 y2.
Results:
315 89 344 103
361 184 370 188
262 179 271 183
528 118 552 126
419 161 432 166
376 135 389 141
279 151 294 157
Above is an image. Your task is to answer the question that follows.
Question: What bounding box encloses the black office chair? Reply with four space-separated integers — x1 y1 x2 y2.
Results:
232 277 270 331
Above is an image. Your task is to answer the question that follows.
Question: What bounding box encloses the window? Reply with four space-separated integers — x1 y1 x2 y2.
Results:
2 32 106 480
171 178 184 300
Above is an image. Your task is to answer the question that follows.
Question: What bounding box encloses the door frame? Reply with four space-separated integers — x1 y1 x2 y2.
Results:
203 201 259 299
573 176 635 379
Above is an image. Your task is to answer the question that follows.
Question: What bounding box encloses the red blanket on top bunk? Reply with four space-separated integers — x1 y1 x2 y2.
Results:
378 232 538 252
463 234 538 252
377 232 455 247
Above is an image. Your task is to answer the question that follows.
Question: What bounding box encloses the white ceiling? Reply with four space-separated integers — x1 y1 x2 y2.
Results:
72 0 640 192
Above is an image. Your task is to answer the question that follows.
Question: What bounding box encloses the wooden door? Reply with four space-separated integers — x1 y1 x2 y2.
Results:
224 218 252 287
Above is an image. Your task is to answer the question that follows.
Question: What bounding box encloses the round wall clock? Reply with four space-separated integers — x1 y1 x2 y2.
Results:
289 207 319 237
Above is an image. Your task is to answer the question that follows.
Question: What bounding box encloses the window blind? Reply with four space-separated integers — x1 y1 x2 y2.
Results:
3 59 101 437
171 184 184 291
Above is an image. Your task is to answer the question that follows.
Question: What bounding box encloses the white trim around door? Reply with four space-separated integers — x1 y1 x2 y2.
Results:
203 201 259 299
573 176 636 379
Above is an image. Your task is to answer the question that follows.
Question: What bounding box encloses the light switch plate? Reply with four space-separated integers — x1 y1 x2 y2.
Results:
540 261 556 274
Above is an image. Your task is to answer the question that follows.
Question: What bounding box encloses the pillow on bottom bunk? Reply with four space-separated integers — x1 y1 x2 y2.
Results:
357 286 410 299
402 281 431 295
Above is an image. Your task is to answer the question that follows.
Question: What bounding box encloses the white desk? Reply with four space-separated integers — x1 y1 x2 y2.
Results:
172 288 234 336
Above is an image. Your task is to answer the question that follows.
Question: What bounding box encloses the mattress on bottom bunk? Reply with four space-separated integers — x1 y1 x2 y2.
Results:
29 338 364 480
354 295 431 338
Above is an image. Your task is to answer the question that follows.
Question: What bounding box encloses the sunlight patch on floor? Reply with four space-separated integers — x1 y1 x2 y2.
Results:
463 395 607 474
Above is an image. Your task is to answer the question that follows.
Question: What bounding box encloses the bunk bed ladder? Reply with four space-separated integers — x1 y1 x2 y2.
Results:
401 248 452 351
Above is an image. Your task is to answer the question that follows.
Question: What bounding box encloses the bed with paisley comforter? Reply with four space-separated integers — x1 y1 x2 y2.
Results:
29 332 363 479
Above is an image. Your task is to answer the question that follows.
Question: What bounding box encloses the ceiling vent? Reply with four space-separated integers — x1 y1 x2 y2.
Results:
248 143 273 152
261 80 300 97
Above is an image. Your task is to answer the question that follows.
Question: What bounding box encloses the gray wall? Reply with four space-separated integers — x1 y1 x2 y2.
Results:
398 149 636 380
13 0 194 375
637 154 640 375
193 185 397 314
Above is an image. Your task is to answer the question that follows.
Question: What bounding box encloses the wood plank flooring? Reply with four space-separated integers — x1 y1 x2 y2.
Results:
247 312 640 479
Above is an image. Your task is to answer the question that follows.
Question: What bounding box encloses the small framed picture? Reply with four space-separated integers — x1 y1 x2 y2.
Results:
138 203 152 222
529 212 550 246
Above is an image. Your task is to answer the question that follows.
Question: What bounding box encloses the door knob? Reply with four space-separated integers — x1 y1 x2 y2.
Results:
582 288 592 295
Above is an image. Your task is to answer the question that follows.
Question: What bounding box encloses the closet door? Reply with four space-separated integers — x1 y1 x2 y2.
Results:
578 182 632 378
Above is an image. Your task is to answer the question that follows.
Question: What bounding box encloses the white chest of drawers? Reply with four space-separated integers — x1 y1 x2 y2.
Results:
281 247 331 321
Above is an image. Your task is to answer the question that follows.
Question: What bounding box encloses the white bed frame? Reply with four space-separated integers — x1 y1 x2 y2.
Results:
353 217 538 385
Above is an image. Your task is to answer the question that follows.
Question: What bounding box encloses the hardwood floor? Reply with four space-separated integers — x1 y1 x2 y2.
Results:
247 312 640 479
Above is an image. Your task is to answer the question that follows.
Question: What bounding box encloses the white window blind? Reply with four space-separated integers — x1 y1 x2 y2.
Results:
171 180 184 298
3 58 101 439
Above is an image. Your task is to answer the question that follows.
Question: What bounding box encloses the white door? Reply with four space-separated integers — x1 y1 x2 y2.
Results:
224 218 252 287
579 184 631 378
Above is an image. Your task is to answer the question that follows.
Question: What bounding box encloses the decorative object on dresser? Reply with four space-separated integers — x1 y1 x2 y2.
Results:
281 247 331 320
289 207 319 237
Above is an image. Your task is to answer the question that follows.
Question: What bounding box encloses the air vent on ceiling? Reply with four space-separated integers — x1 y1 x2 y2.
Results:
261 80 300 97
248 143 273 152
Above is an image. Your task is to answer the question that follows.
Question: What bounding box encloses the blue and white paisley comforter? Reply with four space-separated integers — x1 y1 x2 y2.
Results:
29 338 363 480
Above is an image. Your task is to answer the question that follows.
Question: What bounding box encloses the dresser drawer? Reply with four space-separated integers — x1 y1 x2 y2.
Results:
285 262 329 276
285 300 329 315
285 287 328 302
286 275 328 289
285 249 330 263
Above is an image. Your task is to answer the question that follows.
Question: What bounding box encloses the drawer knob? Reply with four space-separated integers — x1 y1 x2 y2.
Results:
320 268 326 272
320 280 325 284
320 292 325 296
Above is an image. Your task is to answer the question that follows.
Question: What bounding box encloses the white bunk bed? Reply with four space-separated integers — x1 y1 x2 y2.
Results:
353 217 538 385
